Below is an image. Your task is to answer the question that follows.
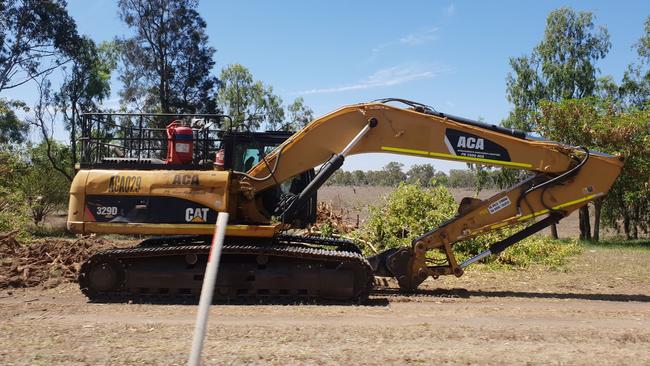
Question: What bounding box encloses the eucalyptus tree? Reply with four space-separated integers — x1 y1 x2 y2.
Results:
117 0 218 118
504 7 610 240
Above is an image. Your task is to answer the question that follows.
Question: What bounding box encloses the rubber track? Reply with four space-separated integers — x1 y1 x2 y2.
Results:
277 235 362 253
79 239 374 304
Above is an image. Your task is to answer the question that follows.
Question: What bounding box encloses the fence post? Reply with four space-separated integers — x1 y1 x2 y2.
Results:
188 212 229 366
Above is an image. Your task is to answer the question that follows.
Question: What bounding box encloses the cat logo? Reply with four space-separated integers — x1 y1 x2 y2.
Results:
172 174 200 185
185 207 209 223
457 136 484 150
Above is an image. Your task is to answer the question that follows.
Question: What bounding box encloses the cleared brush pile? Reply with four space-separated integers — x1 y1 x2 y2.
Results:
0 231 117 288
311 201 356 235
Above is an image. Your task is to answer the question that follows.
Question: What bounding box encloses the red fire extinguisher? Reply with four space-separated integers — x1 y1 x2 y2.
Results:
166 121 194 164
214 148 225 170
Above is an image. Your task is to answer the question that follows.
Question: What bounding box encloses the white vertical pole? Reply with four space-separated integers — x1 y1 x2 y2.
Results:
188 212 229 366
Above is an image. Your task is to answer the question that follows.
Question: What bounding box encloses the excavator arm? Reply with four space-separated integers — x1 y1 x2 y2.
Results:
243 99 624 290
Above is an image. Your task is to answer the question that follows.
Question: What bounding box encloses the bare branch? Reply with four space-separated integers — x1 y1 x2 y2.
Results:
3 59 73 90
29 75 74 182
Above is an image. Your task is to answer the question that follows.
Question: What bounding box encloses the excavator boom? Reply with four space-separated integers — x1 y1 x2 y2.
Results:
243 99 623 290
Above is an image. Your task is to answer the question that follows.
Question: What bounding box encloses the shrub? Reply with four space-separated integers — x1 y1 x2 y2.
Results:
455 228 582 269
354 183 582 268
352 183 457 252
0 187 31 238
0 150 31 241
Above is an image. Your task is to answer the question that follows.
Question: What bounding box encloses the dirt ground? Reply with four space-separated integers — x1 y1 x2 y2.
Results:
1 247 648 365
319 186 615 239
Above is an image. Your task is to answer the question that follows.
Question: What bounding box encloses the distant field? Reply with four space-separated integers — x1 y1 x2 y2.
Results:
319 185 615 240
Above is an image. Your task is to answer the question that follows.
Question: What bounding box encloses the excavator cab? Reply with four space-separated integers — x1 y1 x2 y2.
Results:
220 130 317 227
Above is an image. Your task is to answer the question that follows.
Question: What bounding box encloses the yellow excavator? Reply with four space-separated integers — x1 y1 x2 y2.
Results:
67 99 623 302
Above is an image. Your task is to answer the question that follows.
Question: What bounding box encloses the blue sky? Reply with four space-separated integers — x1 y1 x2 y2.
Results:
3 0 648 172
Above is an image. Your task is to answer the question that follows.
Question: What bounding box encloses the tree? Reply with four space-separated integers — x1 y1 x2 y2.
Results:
15 142 72 224
627 16 649 100
637 16 650 62
535 18 650 241
217 64 253 128
504 7 610 240
589 17 650 241
218 64 286 131
536 98 650 240
28 77 74 182
448 169 477 189
382 162 406 186
599 16 650 111
406 164 436 187
432 171 449 187
0 99 29 144
0 0 85 145
0 0 83 92
56 39 118 168
536 9 610 100
504 55 546 131
257 85 285 131
118 0 218 117
327 170 353 186
618 64 650 110
505 7 610 128
352 170 367 186
286 97 314 132
0 148 30 234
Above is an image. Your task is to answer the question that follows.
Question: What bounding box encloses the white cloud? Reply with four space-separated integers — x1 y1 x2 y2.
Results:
445 4 455 16
399 27 439 46
296 64 451 95
369 42 391 58
368 27 439 62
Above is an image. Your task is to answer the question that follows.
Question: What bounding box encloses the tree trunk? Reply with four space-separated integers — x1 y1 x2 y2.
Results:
579 205 591 241
593 198 602 242
623 211 631 240
70 101 77 170
579 211 585 240
158 5 169 116
159 73 168 114
550 223 559 239
34 92 73 182
632 203 640 240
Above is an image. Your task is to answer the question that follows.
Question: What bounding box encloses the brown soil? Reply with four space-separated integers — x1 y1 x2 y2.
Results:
0 233 130 289
1 247 648 365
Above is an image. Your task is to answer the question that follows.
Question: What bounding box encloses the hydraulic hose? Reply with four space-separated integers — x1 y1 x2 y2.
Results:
516 146 590 213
